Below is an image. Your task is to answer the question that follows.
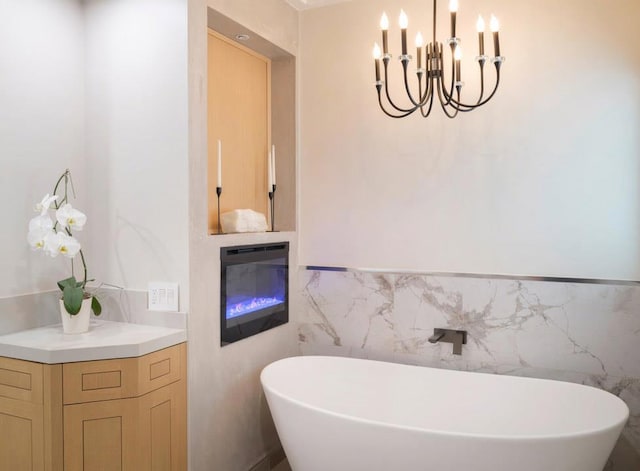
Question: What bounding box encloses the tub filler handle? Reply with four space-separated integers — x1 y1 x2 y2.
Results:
429 328 467 355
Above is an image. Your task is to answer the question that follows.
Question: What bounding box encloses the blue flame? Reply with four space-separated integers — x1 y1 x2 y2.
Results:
226 296 284 319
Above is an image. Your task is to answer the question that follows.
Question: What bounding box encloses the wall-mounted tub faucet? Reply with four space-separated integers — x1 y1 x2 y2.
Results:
429 328 468 355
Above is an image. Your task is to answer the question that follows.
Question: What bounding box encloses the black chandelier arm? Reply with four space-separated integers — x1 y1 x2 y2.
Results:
477 61 486 105
433 43 462 108
439 45 457 107
420 48 436 104
433 42 456 108
402 62 423 107
446 61 502 111
376 84 416 118
417 69 433 105
418 71 433 118
419 82 436 117
416 76 434 118
402 61 432 108
382 58 415 113
417 77 425 109
436 79 460 119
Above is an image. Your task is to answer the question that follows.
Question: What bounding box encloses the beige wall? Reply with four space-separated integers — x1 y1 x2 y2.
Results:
188 0 299 469
298 0 640 280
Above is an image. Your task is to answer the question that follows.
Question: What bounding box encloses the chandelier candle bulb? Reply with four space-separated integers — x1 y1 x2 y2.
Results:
217 139 222 187
490 14 500 57
477 15 485 56
449 0 458 38
415 32 424 69
380 12 389 54
399 9 408 55
454 45 462 81
373 43 382 81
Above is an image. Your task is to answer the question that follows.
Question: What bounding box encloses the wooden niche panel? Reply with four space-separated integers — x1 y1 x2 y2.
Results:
207 29 271 233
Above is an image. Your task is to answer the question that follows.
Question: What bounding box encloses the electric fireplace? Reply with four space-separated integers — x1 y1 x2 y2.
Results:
220 242 289 345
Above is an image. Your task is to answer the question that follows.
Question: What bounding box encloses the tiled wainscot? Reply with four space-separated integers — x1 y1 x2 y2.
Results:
298 268 640 470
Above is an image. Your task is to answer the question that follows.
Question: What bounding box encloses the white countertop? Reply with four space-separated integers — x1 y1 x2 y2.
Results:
0 320 187 364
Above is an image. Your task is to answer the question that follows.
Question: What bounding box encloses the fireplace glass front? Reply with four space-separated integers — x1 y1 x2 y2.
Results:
220 242 288 345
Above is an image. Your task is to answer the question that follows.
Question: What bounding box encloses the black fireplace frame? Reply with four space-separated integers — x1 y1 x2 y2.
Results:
220 242 289 345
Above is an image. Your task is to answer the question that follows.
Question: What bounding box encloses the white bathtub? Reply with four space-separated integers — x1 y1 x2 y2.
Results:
261 356 629 471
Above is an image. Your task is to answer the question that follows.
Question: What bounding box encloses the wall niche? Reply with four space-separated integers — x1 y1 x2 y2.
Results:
207 9 296 235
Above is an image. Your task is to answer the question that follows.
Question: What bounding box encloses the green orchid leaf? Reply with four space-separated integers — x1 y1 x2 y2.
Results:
57 276 78 292
91 297 102 316
62 286 83 315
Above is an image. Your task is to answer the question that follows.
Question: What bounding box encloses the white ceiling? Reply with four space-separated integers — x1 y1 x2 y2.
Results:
285 0 351 11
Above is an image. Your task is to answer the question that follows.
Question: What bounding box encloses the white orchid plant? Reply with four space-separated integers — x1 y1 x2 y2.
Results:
27 170 102 316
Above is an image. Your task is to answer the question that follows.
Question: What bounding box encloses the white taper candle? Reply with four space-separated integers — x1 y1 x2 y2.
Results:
217 139 222 187
268 151 273 189
271 144 276 186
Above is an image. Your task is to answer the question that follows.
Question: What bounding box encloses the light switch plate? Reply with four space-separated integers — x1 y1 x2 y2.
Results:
148 282 179 312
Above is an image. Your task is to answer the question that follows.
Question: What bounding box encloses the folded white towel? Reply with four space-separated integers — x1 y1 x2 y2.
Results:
221 209 268 233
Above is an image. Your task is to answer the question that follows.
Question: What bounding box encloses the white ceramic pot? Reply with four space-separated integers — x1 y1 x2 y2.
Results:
59 297 91 334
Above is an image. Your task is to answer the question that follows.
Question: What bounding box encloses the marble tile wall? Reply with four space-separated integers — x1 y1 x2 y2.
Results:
298 269 640 470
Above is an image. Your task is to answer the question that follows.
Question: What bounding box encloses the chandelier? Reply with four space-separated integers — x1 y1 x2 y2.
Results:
372 0 505 118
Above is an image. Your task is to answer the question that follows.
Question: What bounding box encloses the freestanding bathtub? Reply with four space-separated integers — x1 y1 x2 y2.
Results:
261 356 629 471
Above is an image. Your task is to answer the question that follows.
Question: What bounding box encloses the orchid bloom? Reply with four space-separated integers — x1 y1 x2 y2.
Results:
26 169 103 319
44 231 81 259
29 214 54 233
27 215 55 251
55 203 87 231
34 194 58 216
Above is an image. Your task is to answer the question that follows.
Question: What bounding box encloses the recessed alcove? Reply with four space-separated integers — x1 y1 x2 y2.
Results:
207 9 296 235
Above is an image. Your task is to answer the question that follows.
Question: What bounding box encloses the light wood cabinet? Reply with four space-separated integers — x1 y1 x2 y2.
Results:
0 356 62 471
0 343 186 470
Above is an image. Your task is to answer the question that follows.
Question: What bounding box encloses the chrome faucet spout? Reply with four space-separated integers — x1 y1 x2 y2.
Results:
428 331 445 343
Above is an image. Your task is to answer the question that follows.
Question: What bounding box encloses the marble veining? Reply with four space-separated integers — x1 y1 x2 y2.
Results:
298 269 640 469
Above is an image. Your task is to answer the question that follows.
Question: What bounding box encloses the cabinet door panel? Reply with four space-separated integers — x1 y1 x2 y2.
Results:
0 397 44 470
139 381 187 471
64 398 139 471
150 400 171 471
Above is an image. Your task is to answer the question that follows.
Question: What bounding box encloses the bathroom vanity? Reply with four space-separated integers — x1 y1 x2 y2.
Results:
0 321 187 470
